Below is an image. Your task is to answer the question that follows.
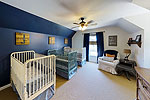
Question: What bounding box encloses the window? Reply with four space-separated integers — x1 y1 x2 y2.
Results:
89 35 97 62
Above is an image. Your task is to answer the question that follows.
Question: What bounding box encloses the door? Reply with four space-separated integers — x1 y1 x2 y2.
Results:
89 35 97 63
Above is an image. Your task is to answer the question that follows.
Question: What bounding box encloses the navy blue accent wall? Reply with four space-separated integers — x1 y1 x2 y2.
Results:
0 27 72 87
0 1 76 37
0 2 76 87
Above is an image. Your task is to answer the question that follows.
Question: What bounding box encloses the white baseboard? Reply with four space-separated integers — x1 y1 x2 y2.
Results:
0 84 11 91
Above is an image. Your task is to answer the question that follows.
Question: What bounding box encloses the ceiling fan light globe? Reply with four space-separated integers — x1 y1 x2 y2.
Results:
83 26 87 30
79 26 82 30
79 25 87 31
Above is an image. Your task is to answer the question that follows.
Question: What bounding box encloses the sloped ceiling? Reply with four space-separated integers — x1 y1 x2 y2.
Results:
0 2 75 37
116 18 143 33
0 0 149 31
133 0 150 10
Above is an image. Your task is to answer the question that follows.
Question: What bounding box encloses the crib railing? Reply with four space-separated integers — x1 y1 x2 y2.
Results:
24 55 56 99
11 51 56 100
11 57 25 99
11 50 35 64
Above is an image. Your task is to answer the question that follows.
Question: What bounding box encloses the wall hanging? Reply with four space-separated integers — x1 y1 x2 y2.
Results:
16 32 30 45
64 38 68 44
108 35 117 46
127 35 141 48
49 36 55 44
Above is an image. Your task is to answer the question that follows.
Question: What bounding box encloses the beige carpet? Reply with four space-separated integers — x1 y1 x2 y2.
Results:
51 62 136 100
0 62 136 100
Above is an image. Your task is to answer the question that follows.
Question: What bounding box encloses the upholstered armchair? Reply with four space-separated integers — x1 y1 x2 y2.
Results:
98 50 120 74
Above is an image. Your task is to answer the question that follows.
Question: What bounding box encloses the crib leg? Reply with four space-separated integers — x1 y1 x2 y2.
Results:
17 95 21 100
54 77 56 93
54 83 56 93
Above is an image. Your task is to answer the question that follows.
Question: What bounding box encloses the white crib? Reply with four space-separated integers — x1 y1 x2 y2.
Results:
72 48 86 66
11 51 56 100
64 47 86 66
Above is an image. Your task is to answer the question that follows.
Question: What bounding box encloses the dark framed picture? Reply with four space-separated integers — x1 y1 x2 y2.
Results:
108 35 117 46
135 35 141 42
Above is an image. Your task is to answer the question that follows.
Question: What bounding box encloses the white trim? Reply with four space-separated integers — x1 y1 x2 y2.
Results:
0 84 11 91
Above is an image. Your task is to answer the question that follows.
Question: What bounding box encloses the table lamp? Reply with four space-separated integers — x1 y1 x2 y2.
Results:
124 49 131 61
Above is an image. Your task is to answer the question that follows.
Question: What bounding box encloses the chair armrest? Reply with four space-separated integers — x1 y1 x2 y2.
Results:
113 60 119 66
98 57 104 60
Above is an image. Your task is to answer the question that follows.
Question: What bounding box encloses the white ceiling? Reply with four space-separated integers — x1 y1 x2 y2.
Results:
133 0 150 10
0 0 149 30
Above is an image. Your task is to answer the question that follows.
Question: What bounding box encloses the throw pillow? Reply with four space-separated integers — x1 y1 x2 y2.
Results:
106 53 115 57
102 56 114 62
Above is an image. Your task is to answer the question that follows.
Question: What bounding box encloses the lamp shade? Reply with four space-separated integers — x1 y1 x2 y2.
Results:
124 49 131 54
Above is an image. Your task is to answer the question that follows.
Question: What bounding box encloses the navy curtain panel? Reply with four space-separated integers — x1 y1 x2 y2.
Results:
96 32 104 62
83 33 90 61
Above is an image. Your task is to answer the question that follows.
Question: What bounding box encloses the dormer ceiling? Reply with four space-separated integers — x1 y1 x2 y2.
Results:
0 0 149 30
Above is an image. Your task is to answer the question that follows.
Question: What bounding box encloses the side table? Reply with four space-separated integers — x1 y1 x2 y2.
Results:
115 59 136 80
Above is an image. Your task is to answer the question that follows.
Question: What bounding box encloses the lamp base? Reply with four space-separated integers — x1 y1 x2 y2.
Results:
124 58 129 61
124 56 129 61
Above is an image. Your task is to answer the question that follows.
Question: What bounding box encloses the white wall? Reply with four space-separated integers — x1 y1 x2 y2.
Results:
72 26 130 59
125 12 150 68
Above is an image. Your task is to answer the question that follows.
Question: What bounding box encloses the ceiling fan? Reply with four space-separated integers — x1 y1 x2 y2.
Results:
72 17 97 31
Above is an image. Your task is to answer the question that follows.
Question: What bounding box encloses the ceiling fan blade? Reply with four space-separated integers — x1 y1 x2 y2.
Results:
73 23 80 25
71 26 79 29
87 20 94 24
88 23 97 26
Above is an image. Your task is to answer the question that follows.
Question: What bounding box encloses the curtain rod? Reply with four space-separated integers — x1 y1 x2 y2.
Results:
82 31 105 35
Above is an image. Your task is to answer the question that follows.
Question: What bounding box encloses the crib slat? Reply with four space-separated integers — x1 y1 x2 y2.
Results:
51 56 53 82
17 53 18 60
33 61 35 94
50 57 52 82
21 53 23 63
52 56 53 81
53 56 55 81
28 52 30 60
45 58 47 85
24 52 26 62
48 57 49 83
36 60 38 92
54 56 56 91
53 56 54 82
18 53 20 61
25 52 27 61
29 62 31 97
26 52 28 61
24 52 25 63
39 59 41 89
49 57 51 83
30 52 31 59
42 59 44 87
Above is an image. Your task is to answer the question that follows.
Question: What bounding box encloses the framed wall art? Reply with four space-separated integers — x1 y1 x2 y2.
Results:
108 35 117 46
64 38 68 44
49 36 55 44
16 32 30 45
